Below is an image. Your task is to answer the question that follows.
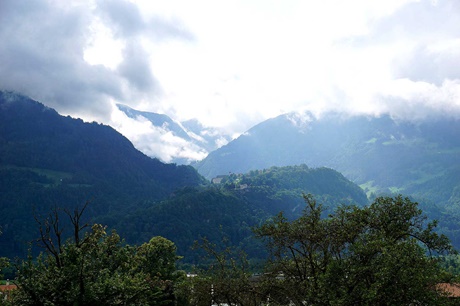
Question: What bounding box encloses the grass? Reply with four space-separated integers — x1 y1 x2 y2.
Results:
1 164 72 184
28 167 72 183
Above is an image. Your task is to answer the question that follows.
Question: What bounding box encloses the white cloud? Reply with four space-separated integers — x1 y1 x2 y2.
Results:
376 78 460 119
1 0 459 161
110 106 208 163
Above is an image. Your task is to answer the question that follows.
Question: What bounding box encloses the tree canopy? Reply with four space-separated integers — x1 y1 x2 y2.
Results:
7 206 183 306
253 195 455 305
3 196 458 305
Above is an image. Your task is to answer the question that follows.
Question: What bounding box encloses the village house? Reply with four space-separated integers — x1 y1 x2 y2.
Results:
436 283 460 299
211 175 227 184
0 280 17 301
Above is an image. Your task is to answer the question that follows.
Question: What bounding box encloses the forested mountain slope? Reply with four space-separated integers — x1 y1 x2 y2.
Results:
0 92 369 263
195 112 460 209
112 165 368 261
0 91 205 258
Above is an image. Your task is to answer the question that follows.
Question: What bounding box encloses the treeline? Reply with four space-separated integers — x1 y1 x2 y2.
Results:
109 165 369 261
1 195 459 305
0 163 368 262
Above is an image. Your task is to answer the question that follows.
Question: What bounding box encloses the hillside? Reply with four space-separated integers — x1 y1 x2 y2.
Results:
0 93 370 262
0 91 206 258
112 165 368 260
195 112 460 209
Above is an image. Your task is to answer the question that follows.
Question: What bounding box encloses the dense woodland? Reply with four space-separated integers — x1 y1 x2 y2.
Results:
1 195 460 305
2 92 460 304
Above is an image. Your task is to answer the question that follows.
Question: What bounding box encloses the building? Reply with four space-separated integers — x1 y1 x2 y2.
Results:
0 281 17 301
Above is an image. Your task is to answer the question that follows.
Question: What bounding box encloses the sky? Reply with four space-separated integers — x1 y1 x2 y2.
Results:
1 0 460 162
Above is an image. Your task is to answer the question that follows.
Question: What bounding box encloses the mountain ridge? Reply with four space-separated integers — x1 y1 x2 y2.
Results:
194 111 460 209
0 92 371 261
0 91 206 258
115 103 232 164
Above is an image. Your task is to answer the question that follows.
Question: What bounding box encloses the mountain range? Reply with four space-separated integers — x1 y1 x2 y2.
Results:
0 92 368 261
194 112 460 210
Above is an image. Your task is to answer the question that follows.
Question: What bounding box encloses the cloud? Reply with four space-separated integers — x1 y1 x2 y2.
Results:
0 0 117 118
0 0 459 162
376 78 460 120
117 40 159 94
110 107 208 163
96 0 145 38
394 42 460 85
289 0 460 122
96 0 194 40
0 0 193 122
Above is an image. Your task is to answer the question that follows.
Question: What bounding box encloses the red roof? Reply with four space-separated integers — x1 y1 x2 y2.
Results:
0 284 17 291
436 283 460 298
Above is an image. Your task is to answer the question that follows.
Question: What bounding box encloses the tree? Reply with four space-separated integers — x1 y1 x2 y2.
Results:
254 194 456 305
182 237 266 306
10 204 182 306
0 227 9 280
136 236 185 305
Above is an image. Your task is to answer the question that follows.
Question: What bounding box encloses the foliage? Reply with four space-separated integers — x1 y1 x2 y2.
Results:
222 165 367 201
9 205 182 306
253 195 456 305
114 163 368 263
440 254 460 277
0 227 9 280
180 237 266 306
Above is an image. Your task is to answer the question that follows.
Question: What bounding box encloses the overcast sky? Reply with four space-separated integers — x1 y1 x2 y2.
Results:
1 0 460 161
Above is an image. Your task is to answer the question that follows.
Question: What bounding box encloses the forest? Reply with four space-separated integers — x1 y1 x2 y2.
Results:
2 92 460 305
1 195 460 305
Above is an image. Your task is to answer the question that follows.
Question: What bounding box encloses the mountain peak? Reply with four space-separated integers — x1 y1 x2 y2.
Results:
114 104 232 164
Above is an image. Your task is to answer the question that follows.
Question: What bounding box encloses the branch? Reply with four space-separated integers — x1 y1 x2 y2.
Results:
65 200 90 247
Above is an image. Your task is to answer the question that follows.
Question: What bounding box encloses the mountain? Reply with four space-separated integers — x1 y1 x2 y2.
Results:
117 104 192 141
194 112 460 209
0 92 371 261
112 164 368 260
0 91 206 258
181 118 231 152
115 104 232 164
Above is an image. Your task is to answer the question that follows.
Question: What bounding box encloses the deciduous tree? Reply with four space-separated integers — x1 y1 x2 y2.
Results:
10 204 181 306
254 195 456 305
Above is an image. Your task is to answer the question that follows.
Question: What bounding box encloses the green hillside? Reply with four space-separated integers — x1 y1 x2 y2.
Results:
195 112 460 209
113 165 368 261
0 91 206 258
0 92 368 263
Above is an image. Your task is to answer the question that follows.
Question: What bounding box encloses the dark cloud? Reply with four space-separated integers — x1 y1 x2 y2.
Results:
97 0 145 38
96 0 195 41
0 1 106 115
0 0 192 121
117 40 159 94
